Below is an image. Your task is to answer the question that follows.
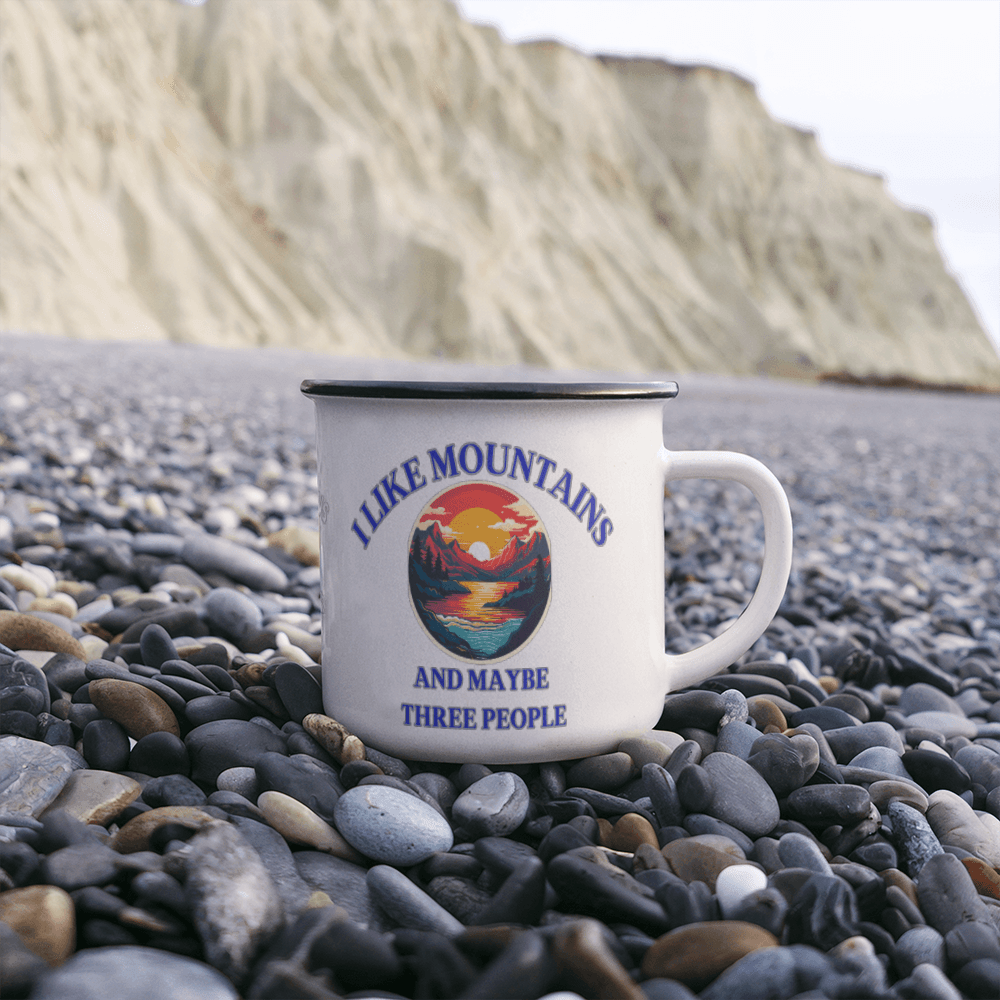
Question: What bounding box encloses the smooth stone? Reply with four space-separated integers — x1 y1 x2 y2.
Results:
217 766 259 799
889 800 945 877
718 689 749 727
869 779 929 814
744 695 787 732
676 763 715 813
787 706 860 731
451 771 529 837
823 721 906 762
778 831 833 876
0 611 86 659
206 790 267 823
904 711 978 740
715 865 769 919
138 623 178 670
700 753 780 838
81 718 131 771
334 784 453 865
619 736 673 770
849 745 909 776
682 815 753 854
142 774 207 808
471 855 547 926
184 719 288 785
28 944 240 1000
608 812 659 852
641 920 778 990
962 857 1000 900
659 691 726 732
746 733 816 797
127 731 190 777
785 784 872 826
916 852 996 936
109 806 219 853
367 863 464 936
566 752 634 791
953 958 1000 999
87 677 179 739
271 661 324 723
894 925 947 977
0 737 85 817
40 840 121 891
181 536 289 593
202 587 263 644
2 654 51 713
301 913 403 995
785 873 860 951
698 944 831 1000
254 751 340 823
642 762 684 828
295 852 388 931
548 917 645 1000
40 653 88 695
0 919 48 995
714 721 760 760
892 963 964 1000
184 695 254 726
39 769 141 826
926 789 1000 866
944 920 1000 968
83 661 187 717
903 749 973 795
954 745 1000 794
664 739 703 778
183 821 285 981
899 683 965 717
0 884 75 966
546 850 670 935
426 875 493 923
728 887 788 937
661 839 747 890
258 789 360 859
408 771 458 813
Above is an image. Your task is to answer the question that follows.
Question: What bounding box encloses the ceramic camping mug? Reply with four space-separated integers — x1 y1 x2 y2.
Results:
301 380 793 763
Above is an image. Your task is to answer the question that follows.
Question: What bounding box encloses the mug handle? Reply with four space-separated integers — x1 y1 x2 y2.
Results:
658 447 794 692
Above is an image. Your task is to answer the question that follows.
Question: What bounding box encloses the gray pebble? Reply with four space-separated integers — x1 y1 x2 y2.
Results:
366 863 464 937
451 771 530 837
182 535 288 593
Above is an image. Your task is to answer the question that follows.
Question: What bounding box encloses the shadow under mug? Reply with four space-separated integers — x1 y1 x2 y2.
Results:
301 379 793 764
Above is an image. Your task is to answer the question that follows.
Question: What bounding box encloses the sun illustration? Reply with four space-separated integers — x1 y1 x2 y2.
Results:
449 507 510 560
409 481 552 661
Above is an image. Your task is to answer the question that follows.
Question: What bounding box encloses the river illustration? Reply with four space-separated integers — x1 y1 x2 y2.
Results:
408 482 551 661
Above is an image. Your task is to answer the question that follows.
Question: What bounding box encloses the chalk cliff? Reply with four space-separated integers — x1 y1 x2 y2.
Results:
2 0 997 386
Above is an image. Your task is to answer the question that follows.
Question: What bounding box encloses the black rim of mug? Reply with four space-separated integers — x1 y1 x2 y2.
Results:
300 380 680 400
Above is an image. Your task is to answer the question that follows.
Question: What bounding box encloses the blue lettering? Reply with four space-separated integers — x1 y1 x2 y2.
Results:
380 468 409 507
402 456 427 493
414 667 430 689
569 482 590 514
468 669 487 691
510 707 526 729
464 707 477 729
449 706 464 729
428 445 458 481
533 455 557 490
350 520 370 548
537 667 549 689
509 447 535 483
360 500 385 532
371 483 391 516
527 707 542 728
485 442 509 476
431 667 447 690
482 708 496 730
592 517 614 547
548 469 574 506
575 492 605 531
554 704 567 726
432 706 446 727
489 669 505 691
459 442 484 475
415 704 430 727
447 668 463 690
401 703 414 724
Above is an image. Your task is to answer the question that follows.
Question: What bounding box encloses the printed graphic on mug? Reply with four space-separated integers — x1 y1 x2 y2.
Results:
408 482 552 661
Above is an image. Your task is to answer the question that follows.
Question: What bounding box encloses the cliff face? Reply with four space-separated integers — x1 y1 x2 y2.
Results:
3 0 997 385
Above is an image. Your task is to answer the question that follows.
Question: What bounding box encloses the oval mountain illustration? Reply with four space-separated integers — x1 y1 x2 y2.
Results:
408 482 552 661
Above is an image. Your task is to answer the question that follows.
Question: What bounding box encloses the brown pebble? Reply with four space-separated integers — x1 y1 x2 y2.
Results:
87 677 179 739
0 610 86 659
961 857 1000 900
28 594 78 618
608 813 659 853
617 736 672 770
642 920 778 988
40 769 141 826
745 695 787 732
110 806 219 854
0 885 76 966
661 839 746 890
818 675 840 693
551 918 645 1000
302 713 366 764
633 842 669 874
879 868 920 909
596 817 614 847
234 661 268 688
268 526 321 567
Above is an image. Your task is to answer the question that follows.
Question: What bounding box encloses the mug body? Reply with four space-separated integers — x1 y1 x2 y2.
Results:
304 381 678 763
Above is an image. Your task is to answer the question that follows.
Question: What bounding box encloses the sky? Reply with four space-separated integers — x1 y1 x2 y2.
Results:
456 0 1000 354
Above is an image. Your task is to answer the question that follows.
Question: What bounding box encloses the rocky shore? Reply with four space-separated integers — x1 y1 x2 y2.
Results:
1 336 999 999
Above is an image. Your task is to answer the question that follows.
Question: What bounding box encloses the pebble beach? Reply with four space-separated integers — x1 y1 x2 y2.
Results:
2 334 999 999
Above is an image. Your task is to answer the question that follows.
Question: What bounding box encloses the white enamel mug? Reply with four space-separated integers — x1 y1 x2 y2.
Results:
301 380 793 763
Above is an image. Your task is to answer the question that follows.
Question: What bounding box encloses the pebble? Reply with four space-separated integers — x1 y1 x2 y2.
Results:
29 945 240 1000
184 719 288 784
0 611 86 659
367 863 465 937
699 752 780 837
714 864 769 919
86 677 179 739
181 534 289 593
0 884 76 966
451 771 530 837
39 768 140 825
926 789 1000 866
334 784 454 864
258 789 358 857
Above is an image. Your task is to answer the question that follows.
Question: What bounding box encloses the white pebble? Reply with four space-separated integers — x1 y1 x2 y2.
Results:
715 864 768 919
